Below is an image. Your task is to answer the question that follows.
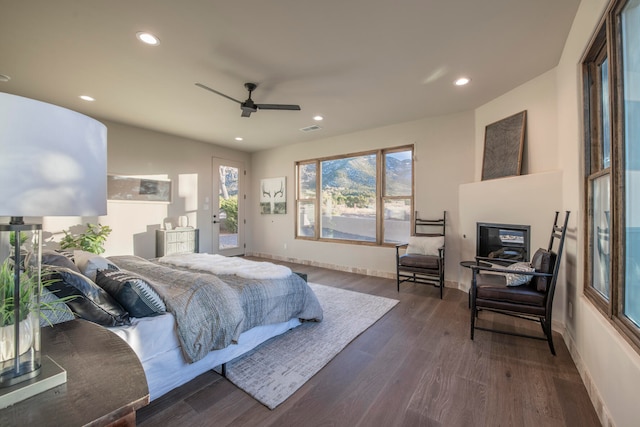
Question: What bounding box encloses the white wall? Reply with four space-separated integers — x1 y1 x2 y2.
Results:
43 119 251 259
556 1 640 426
249 111 475 280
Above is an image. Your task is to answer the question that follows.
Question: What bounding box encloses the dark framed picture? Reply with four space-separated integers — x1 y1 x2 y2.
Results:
481 110 527 181
107 175 172 203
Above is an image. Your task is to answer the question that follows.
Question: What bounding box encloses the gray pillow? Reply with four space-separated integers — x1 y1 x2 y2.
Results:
505 261 534 287
42 250 81 273
73 250 119 281
39 287 75 326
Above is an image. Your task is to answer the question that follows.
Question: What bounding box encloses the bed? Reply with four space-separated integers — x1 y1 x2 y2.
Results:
40 250 323 401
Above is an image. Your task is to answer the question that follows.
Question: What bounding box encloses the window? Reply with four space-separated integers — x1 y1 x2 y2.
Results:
295 146 413 245
583 0 640 345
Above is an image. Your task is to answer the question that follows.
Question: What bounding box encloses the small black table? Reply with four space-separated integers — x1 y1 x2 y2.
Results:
0 319 149 426
460 260 493 269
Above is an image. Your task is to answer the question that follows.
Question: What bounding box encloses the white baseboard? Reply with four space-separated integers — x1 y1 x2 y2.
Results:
247 251 397 279
247 252 461 290
561 329 614 427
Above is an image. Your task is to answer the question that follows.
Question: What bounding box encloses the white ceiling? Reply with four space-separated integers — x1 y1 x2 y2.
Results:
0 0 580 152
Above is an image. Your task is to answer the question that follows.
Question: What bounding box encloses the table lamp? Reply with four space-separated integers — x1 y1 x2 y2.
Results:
0 92 107 405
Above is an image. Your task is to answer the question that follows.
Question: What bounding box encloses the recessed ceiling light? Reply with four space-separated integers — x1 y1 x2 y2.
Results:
0 74 10 82
313 115 324 121
454 77 471 86
136 31 160 46
235 137 243 141
79 95 95 102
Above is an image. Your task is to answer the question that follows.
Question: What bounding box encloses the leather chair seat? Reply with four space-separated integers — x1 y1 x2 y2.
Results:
475 273 546 316
475 274 545 306
398 254 440 270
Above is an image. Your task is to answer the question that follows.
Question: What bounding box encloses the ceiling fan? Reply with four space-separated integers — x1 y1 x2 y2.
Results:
195 82 301 118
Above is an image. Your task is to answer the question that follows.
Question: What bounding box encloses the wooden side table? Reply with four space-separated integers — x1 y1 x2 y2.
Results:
0 319 149 426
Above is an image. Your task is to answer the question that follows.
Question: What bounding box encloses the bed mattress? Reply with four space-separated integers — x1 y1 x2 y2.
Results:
108 313 301 400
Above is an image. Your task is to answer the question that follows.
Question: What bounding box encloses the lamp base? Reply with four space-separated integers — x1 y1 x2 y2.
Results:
0 356 66 410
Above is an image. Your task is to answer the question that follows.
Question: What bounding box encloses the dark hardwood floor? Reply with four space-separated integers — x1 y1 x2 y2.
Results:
137 259 600 427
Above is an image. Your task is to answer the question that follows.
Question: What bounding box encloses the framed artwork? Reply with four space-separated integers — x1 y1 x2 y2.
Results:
107 175 172 203
260 177 286 214
481 110 527 181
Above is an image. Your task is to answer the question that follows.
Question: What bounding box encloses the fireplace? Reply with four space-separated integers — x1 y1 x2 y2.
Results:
477 222 530 262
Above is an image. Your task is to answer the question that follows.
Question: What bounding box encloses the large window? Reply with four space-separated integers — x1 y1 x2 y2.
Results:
583 0 640 345
295 146 413 245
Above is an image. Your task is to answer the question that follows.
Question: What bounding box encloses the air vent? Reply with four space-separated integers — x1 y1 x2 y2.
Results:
300 124 322 132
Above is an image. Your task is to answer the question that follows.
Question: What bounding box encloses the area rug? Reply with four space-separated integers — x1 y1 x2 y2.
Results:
223 282 399 409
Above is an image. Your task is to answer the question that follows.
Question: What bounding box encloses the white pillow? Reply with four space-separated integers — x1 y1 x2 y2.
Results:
405 236 444 256
505 261 535 286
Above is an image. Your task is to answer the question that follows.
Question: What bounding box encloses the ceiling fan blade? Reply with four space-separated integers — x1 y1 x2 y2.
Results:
256 103 301 111
195 83 242 104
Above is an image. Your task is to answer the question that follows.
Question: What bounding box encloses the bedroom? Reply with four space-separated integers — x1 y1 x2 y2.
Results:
0 0 639 426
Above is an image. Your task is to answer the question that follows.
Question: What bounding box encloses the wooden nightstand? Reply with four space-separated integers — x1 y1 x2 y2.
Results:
0 319 149 426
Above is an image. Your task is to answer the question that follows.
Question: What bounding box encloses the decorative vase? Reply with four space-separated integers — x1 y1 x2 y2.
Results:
178 216 189 228
0 318 33 362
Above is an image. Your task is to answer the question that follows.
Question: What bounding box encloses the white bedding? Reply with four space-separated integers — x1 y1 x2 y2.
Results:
157 253 292 280
108 313 301 400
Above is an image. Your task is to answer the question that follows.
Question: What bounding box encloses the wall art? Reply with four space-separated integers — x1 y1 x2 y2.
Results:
260 177 286 214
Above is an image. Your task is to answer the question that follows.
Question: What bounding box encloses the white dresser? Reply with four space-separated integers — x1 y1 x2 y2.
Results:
156 228 199 257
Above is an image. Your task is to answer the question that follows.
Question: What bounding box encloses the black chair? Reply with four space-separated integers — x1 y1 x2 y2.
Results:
469 211 570 355
396 211 446 298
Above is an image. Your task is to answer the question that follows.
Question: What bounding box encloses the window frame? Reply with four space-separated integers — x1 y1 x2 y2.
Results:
294 145 414 246
582 0 640 349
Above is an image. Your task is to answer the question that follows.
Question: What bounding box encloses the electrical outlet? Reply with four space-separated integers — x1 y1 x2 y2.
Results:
568 301 573 318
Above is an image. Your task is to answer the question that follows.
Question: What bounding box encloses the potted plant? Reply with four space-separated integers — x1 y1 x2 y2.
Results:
60 223 112 254
0 259 72 361
0 258 39 362
9 231 28 249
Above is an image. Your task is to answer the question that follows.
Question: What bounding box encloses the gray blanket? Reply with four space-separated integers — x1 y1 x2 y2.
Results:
107 255 323 363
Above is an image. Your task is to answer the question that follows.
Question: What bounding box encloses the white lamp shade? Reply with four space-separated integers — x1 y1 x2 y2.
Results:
0 92 107 217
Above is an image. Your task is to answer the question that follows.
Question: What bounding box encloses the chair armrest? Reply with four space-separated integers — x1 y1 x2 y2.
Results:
469 264 552 277
396 243 408 257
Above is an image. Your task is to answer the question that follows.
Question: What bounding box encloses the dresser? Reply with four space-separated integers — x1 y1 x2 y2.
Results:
156 228 199 257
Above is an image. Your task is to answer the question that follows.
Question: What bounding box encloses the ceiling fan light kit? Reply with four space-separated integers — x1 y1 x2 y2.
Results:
195 82 301 118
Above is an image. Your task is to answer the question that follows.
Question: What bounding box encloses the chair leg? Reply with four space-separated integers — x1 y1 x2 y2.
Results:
542 319 556 356
470 303 476 340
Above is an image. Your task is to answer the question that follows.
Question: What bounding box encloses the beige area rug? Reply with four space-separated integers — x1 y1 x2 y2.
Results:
223 282 399 409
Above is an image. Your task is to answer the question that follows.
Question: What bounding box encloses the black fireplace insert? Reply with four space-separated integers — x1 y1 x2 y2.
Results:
477 222 530 262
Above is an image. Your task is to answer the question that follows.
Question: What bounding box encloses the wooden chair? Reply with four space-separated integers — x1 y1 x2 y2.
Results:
396 212 446 298
469 211 570 355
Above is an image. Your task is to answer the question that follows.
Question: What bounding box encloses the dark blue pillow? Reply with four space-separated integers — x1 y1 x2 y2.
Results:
95 270 166 318
44 267 130 326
